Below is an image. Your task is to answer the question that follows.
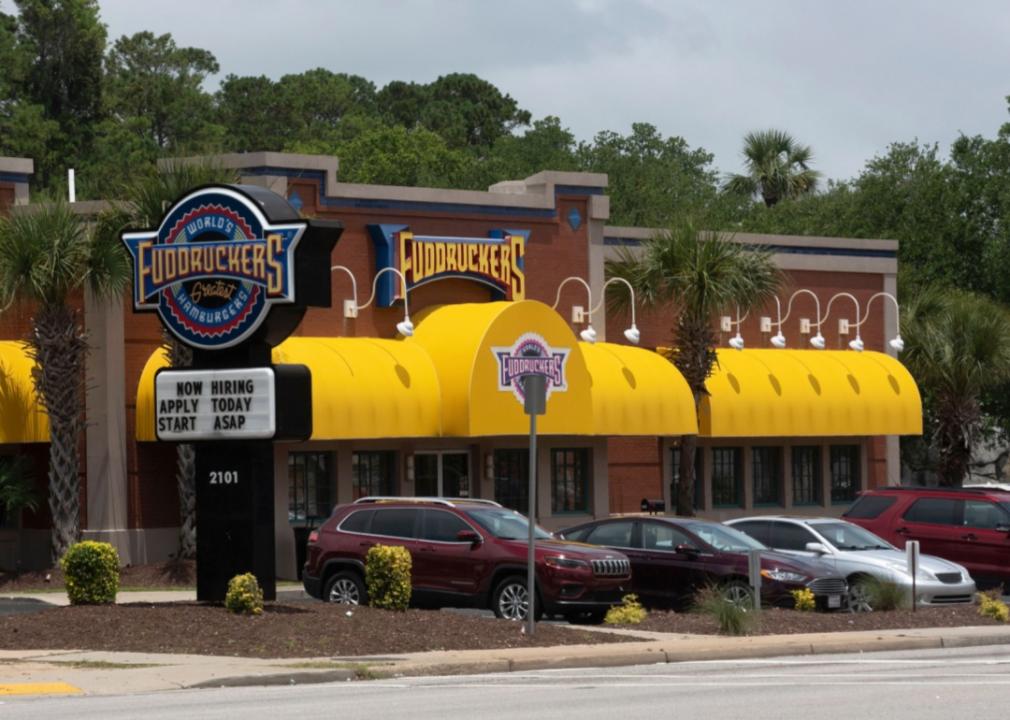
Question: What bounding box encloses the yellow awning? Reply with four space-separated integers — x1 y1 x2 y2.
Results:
136 300 699 440
136 337 442 441
408 300 595 436
0 341 48 443
699 349 922 437
580 342 697 436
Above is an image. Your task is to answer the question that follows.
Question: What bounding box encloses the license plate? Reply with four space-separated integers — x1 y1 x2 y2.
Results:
828 594 842 609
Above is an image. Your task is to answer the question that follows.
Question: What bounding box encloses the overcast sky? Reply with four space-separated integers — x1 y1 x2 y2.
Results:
11 0 1010 183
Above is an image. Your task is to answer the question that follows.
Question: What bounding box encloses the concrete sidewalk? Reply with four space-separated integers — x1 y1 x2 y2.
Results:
3 623 1010 697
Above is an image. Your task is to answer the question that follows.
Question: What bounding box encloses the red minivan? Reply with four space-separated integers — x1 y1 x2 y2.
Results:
303 497 632 624
844 486 1010 587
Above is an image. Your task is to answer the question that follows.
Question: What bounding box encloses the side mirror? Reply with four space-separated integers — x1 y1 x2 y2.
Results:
675 543 700 557
805 542 828 554
457 529 481 545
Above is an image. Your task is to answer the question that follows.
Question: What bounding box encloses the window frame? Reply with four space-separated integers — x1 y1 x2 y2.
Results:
671 447 705 511
752 446 783 507
791 445 822 506
493 448 529 512
711 447 743 509
351 450 397 500
550 448 592 515
288 451 333 527
829 445 861 505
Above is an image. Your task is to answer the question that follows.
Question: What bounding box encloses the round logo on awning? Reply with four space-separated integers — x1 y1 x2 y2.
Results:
492 333 570 405
123 186 305 350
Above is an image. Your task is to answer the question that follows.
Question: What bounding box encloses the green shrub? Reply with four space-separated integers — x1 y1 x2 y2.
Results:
60 541 119 605
224 573 264 615
605 594 648 625
791 587 816 612
365 544 412 611
865 578 908 611
695 584 755 635
978 589 1010 623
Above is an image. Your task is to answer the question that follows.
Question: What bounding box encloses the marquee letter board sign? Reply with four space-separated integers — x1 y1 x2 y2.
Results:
122 183 341 602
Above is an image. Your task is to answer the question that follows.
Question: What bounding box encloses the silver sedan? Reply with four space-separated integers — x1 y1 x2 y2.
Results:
727 516 976 611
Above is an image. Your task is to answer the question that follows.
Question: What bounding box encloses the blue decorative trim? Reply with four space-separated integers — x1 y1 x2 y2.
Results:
555 184 605 196
0 172 30 184
604 235 897 259
366 224 408 307
238 166 603 219
567 208 582 231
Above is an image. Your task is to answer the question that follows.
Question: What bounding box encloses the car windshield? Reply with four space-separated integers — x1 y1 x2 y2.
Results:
815 522 893 551
686 522 766 552
463 507 553 540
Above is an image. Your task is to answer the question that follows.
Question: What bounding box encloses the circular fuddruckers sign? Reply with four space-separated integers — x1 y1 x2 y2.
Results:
122 186 304 350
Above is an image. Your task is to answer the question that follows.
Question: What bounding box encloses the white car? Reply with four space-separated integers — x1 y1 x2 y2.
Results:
727 516 976 611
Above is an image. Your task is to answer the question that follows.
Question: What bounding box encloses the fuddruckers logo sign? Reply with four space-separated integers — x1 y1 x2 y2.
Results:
123 186 305 349
492 333 569 405
398 231 525 300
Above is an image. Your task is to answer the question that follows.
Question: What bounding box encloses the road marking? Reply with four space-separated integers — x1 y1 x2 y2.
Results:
361 680 1010 689
0 682 82 696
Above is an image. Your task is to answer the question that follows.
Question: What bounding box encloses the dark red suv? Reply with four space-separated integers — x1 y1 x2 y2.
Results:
303 497 632 623
844 486 1010 586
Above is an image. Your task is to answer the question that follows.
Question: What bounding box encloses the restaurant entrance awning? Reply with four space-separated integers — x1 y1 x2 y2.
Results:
135 300 699 440
0 341 48 443
699 348 922 437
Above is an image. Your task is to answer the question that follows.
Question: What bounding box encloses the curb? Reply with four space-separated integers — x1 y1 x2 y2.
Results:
385 631 1010 678
186 668 358 689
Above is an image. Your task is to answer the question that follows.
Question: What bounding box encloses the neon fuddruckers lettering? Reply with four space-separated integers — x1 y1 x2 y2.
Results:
398 232 525 300
492 333 570 405
122 187 304 350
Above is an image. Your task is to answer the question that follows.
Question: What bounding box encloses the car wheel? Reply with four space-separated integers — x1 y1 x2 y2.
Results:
324 571 367 605
721 581 755 610
847 578 874 613
491 576 543 621
566 610 607 625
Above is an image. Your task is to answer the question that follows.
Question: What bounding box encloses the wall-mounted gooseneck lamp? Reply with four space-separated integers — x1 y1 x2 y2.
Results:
823 292 864 352
769 289 825 349
855 291 904 352
552 276 597 342
720 306 748 350
588 277 640 345
552 276 640 344
331 265 414 337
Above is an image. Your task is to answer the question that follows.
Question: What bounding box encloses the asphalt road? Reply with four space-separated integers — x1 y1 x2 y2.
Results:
5 645 1010 720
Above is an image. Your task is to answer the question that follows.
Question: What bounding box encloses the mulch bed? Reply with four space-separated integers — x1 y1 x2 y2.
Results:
0 560 195 592
636 604 1002 635
0 602 635 658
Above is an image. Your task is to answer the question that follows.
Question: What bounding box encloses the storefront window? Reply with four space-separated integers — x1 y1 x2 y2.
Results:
352 451 396 499
711 447 743 508
792 446 822 505
493 449 528 512
551 448 590 514
830 445 860 504
288 452 332 525
752 447 782 506
671 447 704 511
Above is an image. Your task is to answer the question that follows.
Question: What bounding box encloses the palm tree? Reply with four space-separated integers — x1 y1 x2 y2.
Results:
99 161 237 559
0 201 130 562
606 220 782 515
901 287 1010 486
724 130 820 207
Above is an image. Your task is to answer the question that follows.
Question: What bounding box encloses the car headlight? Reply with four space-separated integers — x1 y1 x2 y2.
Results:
544 556 589 569
761 568 808 583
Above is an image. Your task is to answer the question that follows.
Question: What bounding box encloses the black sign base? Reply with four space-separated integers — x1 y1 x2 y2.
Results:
195 442 277 602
